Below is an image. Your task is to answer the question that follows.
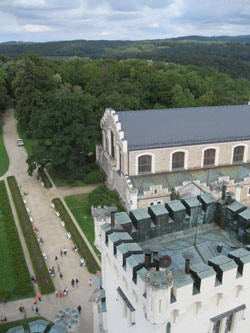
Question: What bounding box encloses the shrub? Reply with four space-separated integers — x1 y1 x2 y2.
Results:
88 186 124 211
83 169 105 184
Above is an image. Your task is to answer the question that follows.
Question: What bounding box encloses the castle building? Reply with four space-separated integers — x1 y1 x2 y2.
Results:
93 192 250 333
96 105 250 211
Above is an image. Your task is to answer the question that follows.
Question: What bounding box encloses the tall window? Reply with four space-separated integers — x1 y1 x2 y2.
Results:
212 320 221 333
138 155 152 174
225 314 233 332
203 149 216 166
233 146 245 163
111 131 115 158
172 152 185 170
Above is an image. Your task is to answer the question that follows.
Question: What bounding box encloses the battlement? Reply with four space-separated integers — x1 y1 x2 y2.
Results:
93 193 250 314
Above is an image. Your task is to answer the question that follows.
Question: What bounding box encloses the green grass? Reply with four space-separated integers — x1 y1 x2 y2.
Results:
65 187 123 256
16 122 36 156
0 119 9 176
0 317 52 333
0 181 34 301
65 194 99 255
46 164 86 187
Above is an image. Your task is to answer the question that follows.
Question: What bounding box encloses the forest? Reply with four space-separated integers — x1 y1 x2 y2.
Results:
1 52 250 181
2 36 250 80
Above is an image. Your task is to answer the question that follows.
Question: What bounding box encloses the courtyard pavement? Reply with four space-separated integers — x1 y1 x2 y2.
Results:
0 101 101 332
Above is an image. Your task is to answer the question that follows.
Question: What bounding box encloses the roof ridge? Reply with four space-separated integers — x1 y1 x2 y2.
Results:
116 105 250 114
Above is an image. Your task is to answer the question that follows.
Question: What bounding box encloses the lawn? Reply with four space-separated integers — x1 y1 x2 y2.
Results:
65 194 99 255
16 122 36 156
0 317 52 333
0 181 34 301
64 186 124 256
0 119 9 176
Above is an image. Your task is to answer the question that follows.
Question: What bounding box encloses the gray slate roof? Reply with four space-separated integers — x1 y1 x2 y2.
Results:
116 105 250 150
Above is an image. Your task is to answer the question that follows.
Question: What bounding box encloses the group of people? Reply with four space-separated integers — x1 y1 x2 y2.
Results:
0 316 7 322
49 267 55 277
71 278 79 288
55 288 69 297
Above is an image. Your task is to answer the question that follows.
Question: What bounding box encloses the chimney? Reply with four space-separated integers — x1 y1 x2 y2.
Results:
185 259 190 274
153 253 160 271
217 244 223 253
226 191 234 205
222 181 227 200
144 249 152 268
111 211 115 229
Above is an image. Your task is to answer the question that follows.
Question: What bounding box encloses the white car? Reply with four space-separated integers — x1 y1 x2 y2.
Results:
16 138 24 146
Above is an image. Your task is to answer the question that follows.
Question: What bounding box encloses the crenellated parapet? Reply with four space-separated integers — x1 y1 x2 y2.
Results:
100 108 128 153
97 221 250 323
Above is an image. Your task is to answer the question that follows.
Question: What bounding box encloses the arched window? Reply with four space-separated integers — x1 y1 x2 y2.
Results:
203 149 216 166
138 155 152 174
172 152 185 170
233 146 245 163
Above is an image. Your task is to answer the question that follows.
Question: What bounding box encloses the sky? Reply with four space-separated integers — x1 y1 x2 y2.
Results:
1 0 250 42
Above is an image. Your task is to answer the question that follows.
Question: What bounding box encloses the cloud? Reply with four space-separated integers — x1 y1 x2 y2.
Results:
1 0 250 42
24 24 52 32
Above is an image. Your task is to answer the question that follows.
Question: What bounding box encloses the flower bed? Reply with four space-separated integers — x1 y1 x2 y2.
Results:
52 198 100 273
7 176 55 294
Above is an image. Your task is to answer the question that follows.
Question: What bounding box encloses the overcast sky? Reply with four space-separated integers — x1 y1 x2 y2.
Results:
1 0 250 42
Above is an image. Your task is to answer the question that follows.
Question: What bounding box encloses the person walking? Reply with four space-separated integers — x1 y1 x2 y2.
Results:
33 297 37 304
60 250 63 257
37 292 42 301
59 272 63 280
55 256 58 262
35 306 39 316
63 247 67 255
71 278 75 287
75 278 79 287
88 278 92 287
77 305 82 314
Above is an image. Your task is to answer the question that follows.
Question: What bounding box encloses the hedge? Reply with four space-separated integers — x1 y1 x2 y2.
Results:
38 167 52 188
7 176 55 294
52 198 100 273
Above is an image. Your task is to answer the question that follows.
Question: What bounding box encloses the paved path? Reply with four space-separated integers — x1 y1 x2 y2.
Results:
0 101 100 332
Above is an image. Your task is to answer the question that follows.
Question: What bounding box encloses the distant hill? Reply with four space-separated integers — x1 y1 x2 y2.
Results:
2 35 250 80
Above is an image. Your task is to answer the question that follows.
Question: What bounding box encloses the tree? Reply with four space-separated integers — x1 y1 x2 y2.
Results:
12 57 57 132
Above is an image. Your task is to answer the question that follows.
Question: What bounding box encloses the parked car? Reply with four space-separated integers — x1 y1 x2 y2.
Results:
16 138 24 146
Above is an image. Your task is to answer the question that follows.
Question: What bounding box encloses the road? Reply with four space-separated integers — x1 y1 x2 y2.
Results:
0 101 101 332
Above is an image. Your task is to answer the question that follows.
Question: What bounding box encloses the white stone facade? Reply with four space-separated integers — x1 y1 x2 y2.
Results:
93 206 250 333
96 108 250 211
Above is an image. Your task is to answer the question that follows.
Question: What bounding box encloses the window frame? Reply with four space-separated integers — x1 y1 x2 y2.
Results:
232 145 245 164
136 153 155 175
203 148 216 166
201 146 219 168
170 149 188 171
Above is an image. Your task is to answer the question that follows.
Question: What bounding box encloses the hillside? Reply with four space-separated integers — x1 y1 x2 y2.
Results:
1 35 250 80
